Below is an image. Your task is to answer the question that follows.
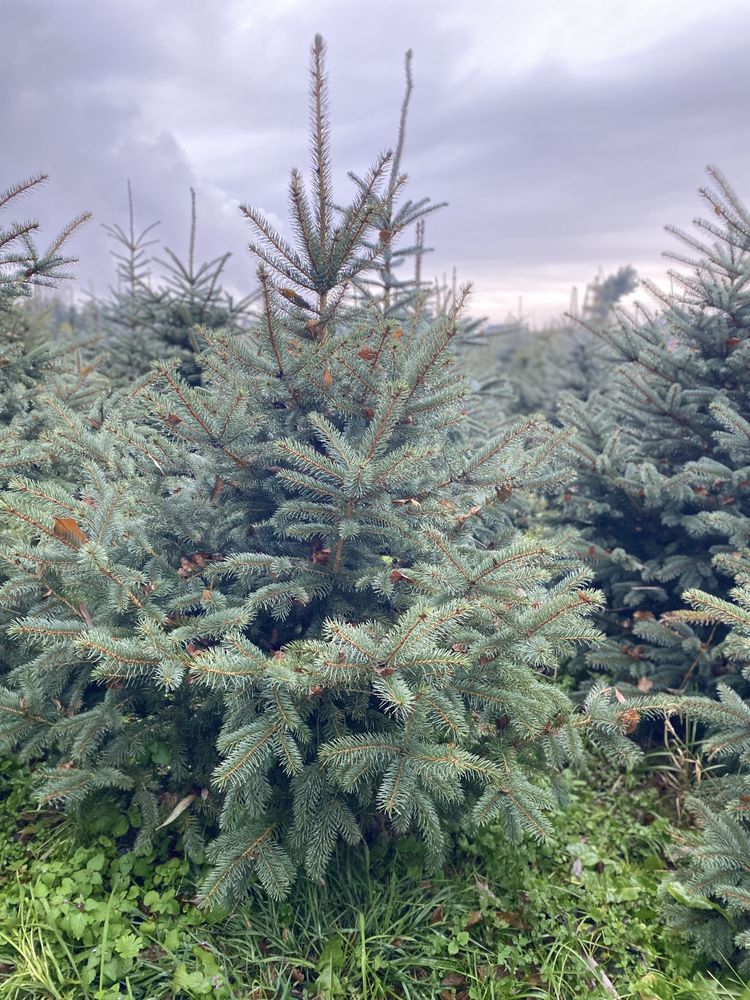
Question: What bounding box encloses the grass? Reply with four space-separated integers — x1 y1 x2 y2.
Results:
0 756 746 999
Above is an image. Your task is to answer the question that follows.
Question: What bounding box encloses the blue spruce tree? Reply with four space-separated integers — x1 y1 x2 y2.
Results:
0 38 636 906
559 168 750 695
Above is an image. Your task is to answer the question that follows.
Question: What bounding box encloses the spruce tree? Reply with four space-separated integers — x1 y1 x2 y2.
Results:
98 183 255 385
460 266 638 420
0 174 90 420
349 49 444 320
0 175 89 310
558 168 750 694
0 175 96 676
0 38 636 906
662 568 750 972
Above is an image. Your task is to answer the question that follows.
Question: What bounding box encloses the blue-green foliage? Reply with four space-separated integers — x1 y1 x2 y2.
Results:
0 175 90 421
551 167 750 968
0 38 639 908
98 183 256 386
559 168 750 695
660 572 750 973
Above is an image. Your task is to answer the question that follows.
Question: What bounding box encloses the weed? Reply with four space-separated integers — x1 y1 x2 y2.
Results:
0 757 745 998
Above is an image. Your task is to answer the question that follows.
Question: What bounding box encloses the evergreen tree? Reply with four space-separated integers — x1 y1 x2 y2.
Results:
98 183 255 385
0 174 90 420
461 267 638 420
350 49 444 320
558 168 750 694
0 176 98 675
662 569 750 972
0 175 89 311
0 38 636 906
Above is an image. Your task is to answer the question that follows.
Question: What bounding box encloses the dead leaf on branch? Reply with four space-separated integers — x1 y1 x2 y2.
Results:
620 708 641 734
156 793 196 830
53 517 88 546
177 552 222 578
456 505 481 524
280 288 314 310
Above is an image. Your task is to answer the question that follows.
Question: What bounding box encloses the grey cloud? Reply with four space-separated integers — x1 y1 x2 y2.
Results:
1 1 748 320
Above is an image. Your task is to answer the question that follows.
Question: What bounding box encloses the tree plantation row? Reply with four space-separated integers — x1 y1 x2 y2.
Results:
1 35 749 980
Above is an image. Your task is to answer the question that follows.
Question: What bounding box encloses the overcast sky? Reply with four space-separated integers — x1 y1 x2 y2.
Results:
2 0 748 324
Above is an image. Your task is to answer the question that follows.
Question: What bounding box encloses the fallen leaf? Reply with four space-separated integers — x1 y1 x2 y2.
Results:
441 972 466 987
495 910 530 930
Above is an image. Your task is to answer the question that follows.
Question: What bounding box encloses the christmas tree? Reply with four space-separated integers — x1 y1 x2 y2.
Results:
0 174 90 420
662 563 750 971
558 168 750 695
0 175 98 678
460 266 638 420
98 183 256 385
0 38 637 906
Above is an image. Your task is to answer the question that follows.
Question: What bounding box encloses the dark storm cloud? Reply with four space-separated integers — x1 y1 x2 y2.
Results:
1 0 748 320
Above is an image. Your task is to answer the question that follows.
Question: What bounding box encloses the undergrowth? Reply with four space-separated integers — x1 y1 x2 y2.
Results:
0 756 745 999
